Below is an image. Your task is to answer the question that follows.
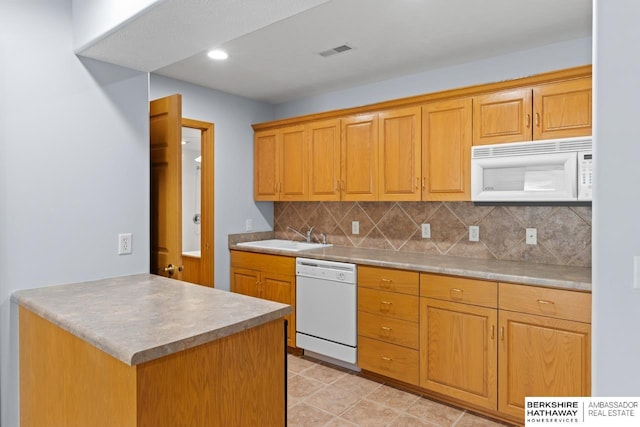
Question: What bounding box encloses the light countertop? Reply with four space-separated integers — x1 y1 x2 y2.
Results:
12 274 292 366
229 238 591 292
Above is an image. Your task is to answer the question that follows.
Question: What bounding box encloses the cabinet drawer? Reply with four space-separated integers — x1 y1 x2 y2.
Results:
421 273 497 308
358 288 419 322
358 311 419 349
230 250 295 275
359 266 419 295
358 336 419 385
499 283 591 323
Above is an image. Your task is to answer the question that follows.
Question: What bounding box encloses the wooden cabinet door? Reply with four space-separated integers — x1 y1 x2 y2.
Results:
420 298 498 410
279 125 307 201
341 114 378 201
422 98 472 201
308 119 341 201
230 267 260 298
254 130 280 200
498 311 591 420
533 77 592 140
378 107 421 201
473 89 533 145
262 272 296 347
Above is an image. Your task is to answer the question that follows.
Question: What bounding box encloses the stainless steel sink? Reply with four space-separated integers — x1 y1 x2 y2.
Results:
236 239 332 252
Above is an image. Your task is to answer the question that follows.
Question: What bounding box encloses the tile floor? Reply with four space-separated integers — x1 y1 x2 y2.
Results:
287 354 514 427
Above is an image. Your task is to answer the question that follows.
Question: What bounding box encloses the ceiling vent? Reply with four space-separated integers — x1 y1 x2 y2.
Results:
319 44 353 57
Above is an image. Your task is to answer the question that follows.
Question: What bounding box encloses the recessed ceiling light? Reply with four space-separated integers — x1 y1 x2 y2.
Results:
207 49 229 60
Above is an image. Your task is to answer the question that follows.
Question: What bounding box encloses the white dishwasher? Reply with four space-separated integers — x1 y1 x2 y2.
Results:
296 257 358 368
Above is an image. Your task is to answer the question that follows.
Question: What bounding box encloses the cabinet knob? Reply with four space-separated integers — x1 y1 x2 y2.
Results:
449 288 463 300
380 326 392 337
380 278 393 289
379 300 393 312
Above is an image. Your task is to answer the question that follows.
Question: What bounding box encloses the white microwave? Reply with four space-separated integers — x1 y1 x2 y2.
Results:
471 136 593 202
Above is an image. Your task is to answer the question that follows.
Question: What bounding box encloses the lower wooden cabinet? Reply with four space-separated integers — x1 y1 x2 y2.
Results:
497 283 591 420
416 274 591 424
230 250 296 347
357 266 420 385
358 336 419 384
420 297 498 410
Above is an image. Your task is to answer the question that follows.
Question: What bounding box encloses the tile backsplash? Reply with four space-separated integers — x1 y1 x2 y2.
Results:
274 202 591 267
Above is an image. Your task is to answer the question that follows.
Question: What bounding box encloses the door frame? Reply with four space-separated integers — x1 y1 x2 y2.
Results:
182 118 215 287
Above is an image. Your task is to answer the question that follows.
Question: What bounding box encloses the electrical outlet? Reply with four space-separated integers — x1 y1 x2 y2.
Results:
526 228 537 245
245 219 253 231
421 223 431 239
469 226 479 242
118 233 132 255
352 221 360 235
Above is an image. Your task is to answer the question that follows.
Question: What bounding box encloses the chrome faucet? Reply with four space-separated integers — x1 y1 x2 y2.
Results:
287 225 315 243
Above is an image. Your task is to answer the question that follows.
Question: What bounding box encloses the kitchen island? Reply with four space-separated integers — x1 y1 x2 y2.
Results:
12 274 292 427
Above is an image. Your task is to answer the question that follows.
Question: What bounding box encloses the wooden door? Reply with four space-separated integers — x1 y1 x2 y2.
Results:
150 94 183 280
261 271 296 347
254 129 280 200
473 89 533 145
533 77 592 140
420 298 497 410
230 267 260 298
422 98 472 201
308 119 341 201
498 311 591 419
378 107 421 201
341 114 379 201
279 125 307 201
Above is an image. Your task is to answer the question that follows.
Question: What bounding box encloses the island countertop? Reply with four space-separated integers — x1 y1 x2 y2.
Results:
12 274 292 366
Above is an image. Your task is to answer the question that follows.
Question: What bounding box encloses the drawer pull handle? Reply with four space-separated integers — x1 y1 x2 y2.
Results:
380 278 393 289
380 326 392 337
381 355 392 362
380 301 393 312
450 288 463 300
537 299 555 305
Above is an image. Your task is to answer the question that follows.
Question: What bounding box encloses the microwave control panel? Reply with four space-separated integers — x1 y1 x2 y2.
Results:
578 151 593 201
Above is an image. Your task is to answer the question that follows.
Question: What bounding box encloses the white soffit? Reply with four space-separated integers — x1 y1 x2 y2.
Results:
76 0 330 72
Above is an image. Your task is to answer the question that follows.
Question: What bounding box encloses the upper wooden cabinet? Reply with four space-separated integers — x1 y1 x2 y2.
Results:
308 119 341 201
254 125 307 201
473 89 532 145
473 77 592 145
533 78 592 140
253 66 592 201
422 98 472 201
378 107 421 201
341 114 379 201
253 129 279 200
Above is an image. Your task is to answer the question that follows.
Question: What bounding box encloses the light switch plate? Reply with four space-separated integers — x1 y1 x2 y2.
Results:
421 223 431 239
118 233 132 255
469 226 479 242
352 221 360 235
526 228 537 245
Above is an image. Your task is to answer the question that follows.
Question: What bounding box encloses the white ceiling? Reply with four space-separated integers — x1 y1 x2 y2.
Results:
79 0 592 104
